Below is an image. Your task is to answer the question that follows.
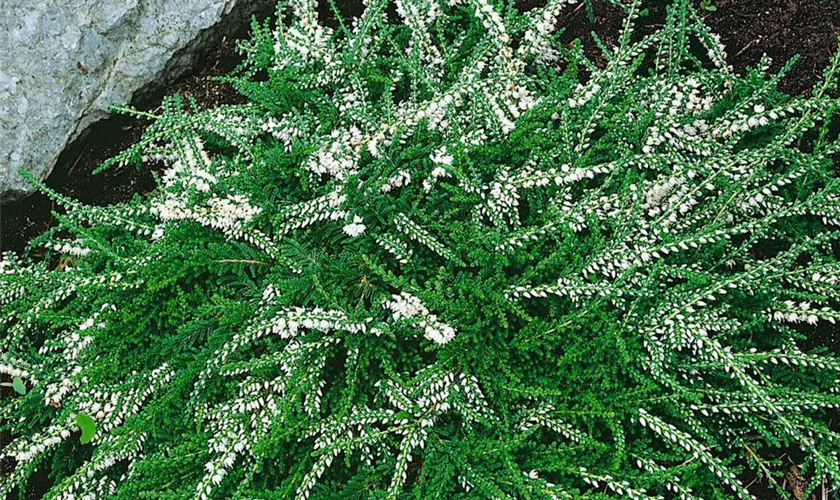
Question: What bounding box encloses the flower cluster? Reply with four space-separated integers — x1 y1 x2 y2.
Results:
306 127 363 179
518 0 578 63
147 136 262 237
380 169 412 193
48 239 91 257
275 0 334 69
342 214 367 237
4 425 67 464
275 188 348 234
383 291 456 344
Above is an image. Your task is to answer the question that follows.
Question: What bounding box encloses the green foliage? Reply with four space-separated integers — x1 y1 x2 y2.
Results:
699 0 716 12
2 0 840 498
76 413 96 445
11 376 25 396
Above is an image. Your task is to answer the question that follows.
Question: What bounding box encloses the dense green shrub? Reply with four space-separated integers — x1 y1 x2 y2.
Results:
2 0 840 497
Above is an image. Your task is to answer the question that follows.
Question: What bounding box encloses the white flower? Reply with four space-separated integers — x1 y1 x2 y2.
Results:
342 215 366 237
380 170 412 193
384 292 426 320
430 146 453 165
384 292 456 344
367 138 380 158
422 318 456 344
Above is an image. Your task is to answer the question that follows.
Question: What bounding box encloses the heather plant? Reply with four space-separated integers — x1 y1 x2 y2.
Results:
2 0 840 498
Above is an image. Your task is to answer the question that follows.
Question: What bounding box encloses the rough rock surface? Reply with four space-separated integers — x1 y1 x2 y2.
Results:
0 0 272 202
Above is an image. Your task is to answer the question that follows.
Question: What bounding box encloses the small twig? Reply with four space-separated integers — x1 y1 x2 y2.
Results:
567 2 586 21
66 143 91 178
735 39 757 58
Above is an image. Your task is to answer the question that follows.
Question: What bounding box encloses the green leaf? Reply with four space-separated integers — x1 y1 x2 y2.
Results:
76 413 96 445
12 376 26 396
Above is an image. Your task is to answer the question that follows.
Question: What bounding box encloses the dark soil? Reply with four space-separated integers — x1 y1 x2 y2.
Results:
552 0 840 97
706 0 840 96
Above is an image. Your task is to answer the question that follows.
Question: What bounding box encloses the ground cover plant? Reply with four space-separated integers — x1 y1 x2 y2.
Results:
2 0 840 497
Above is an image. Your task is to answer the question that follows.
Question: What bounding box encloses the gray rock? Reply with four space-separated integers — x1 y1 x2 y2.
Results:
0 0 273 202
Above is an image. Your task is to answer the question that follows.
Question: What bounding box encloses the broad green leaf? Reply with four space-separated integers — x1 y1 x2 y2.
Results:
76 413 96 445
11 376 25 396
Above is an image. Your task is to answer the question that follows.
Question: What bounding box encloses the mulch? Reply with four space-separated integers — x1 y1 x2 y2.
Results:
706 0 840 96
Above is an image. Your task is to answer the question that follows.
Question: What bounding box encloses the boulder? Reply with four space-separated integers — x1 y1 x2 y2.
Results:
0 0 273 202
